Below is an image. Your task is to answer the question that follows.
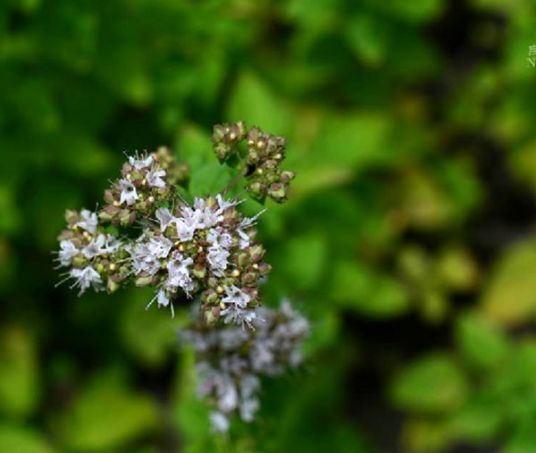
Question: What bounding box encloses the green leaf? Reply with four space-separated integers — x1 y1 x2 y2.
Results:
0 424 53 453
435 247 480 292
227 72 293 136
0 184 21 235
455 311 510 369
0 326 39 418
402 418 452 453
120 293 184 366
372 0 444 23
345 14 390 65
390 354 468 413
504 417 536 453
331 261 410 318
480 240 536 326
510 139 536 193
172 348 216 452
447 391 502 442
53 371 158 451
175 125 231 197
310 112 392 172
277 232 327 291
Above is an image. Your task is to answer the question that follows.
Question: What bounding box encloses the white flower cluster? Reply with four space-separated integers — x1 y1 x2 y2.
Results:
56 209 123 295
181 300 309 432
117 154 166 206
127 195 268 325
56 135 308 434
100 147 187 228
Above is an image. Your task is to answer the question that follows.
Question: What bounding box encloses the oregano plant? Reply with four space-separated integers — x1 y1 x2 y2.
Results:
54 122 308 432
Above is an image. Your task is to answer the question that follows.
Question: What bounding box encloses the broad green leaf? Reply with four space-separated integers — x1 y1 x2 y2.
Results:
120 295 184 366
227 72 293 136
175 125 231 197
480 240 536 326
331 261 410 317
276 232 327 291
510 140 536 193
504 417 536 453
0 184 21 235
345 14 390 65
436 247 480 292
0 424 53 453
173 348 217 452
371 0 444 23
402 418 452 453
447 391 502 442
390 354 468 413
419 290 449 324
53 372 158 451
455 311 510 369
310 112 391 172
0 326 39 418
396 169 455 230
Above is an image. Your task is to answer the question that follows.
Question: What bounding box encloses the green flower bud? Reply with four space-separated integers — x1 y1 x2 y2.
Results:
280 170 295 182
107 278 120 293
248 244 264 262
267 183 287 202
237 251 250 267
72 255 88 268
192 264 207 279
135 276 153 287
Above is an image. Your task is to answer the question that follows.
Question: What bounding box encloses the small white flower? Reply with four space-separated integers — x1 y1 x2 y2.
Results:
146 167 166 188
250 339 275 372
175 217 198 242
128 153 153 170
166 252 194 295
222 285 250 307
181 202 213 231
156 207 198 241
148 235 172 259
216 377 239 412
238 375 260 422
155 208 175 231
75 209 98 233
58 240 79 266
215 195 240 213
207 228 232 276
82 234 107 258
157 288 170 307
236 229 251 249
181 196 233 231
69 266 102 295
207 228 233 248
130 234 171 275
118 178 138 206
239 398 259 422
220 286 255 328
81 234 121 259
207 246 230 277
103 235 122 254
210 411 230 433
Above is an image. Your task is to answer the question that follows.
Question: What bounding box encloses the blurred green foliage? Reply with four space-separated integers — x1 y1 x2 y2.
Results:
1 0 536 451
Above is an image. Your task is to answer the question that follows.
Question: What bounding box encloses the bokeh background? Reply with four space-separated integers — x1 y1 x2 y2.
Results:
2 0 536 451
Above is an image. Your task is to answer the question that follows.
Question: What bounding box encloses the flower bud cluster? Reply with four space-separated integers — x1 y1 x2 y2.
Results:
100 147 188 227
181 300 309 432
211 122 295 203
211 121 248 162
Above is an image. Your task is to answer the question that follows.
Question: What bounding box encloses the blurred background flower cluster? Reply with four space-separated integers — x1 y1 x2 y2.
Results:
1 0 536 451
